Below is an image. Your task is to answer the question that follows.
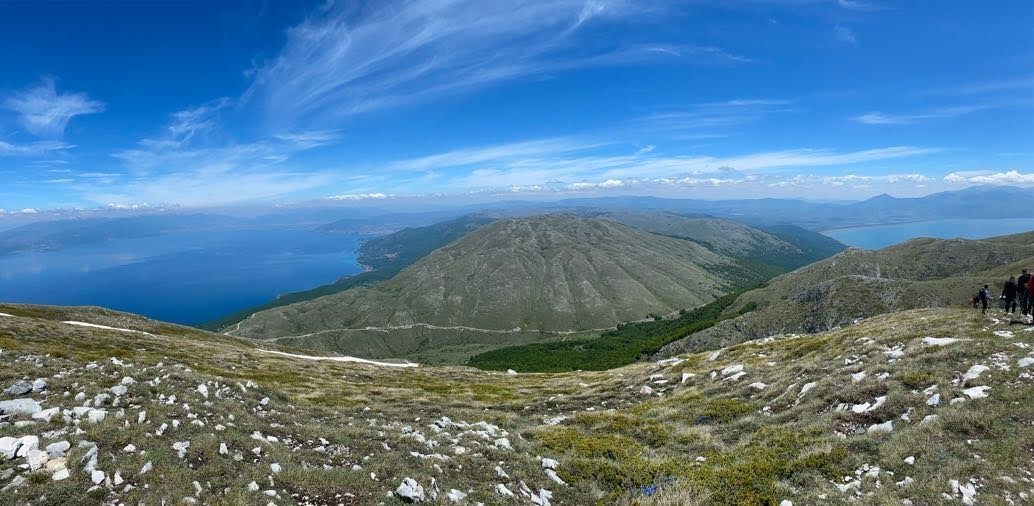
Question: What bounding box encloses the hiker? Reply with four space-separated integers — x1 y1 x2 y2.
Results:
1002 276 1018 314
978 284 991 315
1028 275 1034 319
1020 269 1031 315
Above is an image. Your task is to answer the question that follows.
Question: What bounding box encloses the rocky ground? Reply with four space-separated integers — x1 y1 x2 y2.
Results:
0 304 1032 505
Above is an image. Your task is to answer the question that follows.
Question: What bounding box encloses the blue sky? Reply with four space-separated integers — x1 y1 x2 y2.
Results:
1 0 1032 212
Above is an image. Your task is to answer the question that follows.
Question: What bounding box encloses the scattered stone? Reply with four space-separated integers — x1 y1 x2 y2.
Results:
32 407 59 422
446 489 467 502
270 463 282 474
123 444 137 453
506 369 517 376
867 421 893 434
495 483 515 497
799 382 817 396
110 385 128 396
962 386 990 399
904 456 915 465
15 435 38 458
45 440 70 458
3 380 32 396
396 477 425 502
31 378 47 392
91 470 105 485
173 441 190 458
197 384 209 398
26 449 49 470
52 468 70 481
962 365 990 383
638 385 653 396
0 437 20 460
0 398 42 416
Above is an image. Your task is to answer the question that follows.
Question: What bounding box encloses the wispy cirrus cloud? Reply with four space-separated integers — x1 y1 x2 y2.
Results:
834 24 858 46
245 0 747 126
92 101 343 207
166 98 231 142
636 98 797 137
836 0 884 12
852 105 989 125
349 136 939 194
0 139 74 157
3 77 105 137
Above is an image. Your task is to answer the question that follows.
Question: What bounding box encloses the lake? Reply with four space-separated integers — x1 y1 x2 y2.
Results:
825 219 1034 250
0 228 362 325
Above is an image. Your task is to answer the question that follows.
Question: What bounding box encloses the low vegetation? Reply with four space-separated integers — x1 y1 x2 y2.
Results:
468 290 747 372
2 303 1030 505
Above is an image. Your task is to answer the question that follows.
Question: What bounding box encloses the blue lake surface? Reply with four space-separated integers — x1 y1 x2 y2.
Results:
825 219 1034 250
0 228 362 325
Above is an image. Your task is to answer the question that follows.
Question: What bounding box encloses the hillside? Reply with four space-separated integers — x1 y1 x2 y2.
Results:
198 214 495 331
1 302 1032 504
659 232 1034 357
229 215 759 345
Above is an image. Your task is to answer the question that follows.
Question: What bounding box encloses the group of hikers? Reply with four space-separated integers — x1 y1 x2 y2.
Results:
977 269 1034 316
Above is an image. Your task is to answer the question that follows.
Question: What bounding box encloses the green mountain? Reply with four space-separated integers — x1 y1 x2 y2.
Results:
1 301 1030 504
228 214 775 351
198 214 495 331
658 231 1034 356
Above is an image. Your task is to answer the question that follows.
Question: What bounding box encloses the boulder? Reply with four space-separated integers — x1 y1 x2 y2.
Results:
32 407 59 423
0 436 20 460
45 440 70 458
31 379 47 393
25 449 49 470
14 436 39 458
396 477 425 502
3 380 32 397
0 399 42 416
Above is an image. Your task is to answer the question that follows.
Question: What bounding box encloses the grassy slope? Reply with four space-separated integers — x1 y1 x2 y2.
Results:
658 232 1034 358
232 214 756 339
1 303 1031 505
468 290 748 372
199 215 495 331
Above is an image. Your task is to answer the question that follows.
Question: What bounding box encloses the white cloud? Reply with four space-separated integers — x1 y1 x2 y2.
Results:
837 0 883 11
3 77 105 137
834 24 858 46
377 137 938 192
166 98 231 142
0 139 74 157
327 193 393 201
853 105 987 125
944 170 1034 185
245 0 743 125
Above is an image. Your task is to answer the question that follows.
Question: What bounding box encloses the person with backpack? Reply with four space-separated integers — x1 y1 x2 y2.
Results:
1002 276 1018 314
1020 269 1031 315
978 284 991 315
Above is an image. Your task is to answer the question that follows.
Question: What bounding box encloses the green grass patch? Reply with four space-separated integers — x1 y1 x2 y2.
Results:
467 289 750 372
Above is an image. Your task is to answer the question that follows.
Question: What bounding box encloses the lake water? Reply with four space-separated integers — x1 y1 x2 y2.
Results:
825 219 1034 250
0 228 362 325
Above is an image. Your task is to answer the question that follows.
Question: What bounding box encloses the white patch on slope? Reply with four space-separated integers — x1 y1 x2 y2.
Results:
256 349 418 368
0 313 14 317
62 321 153 335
